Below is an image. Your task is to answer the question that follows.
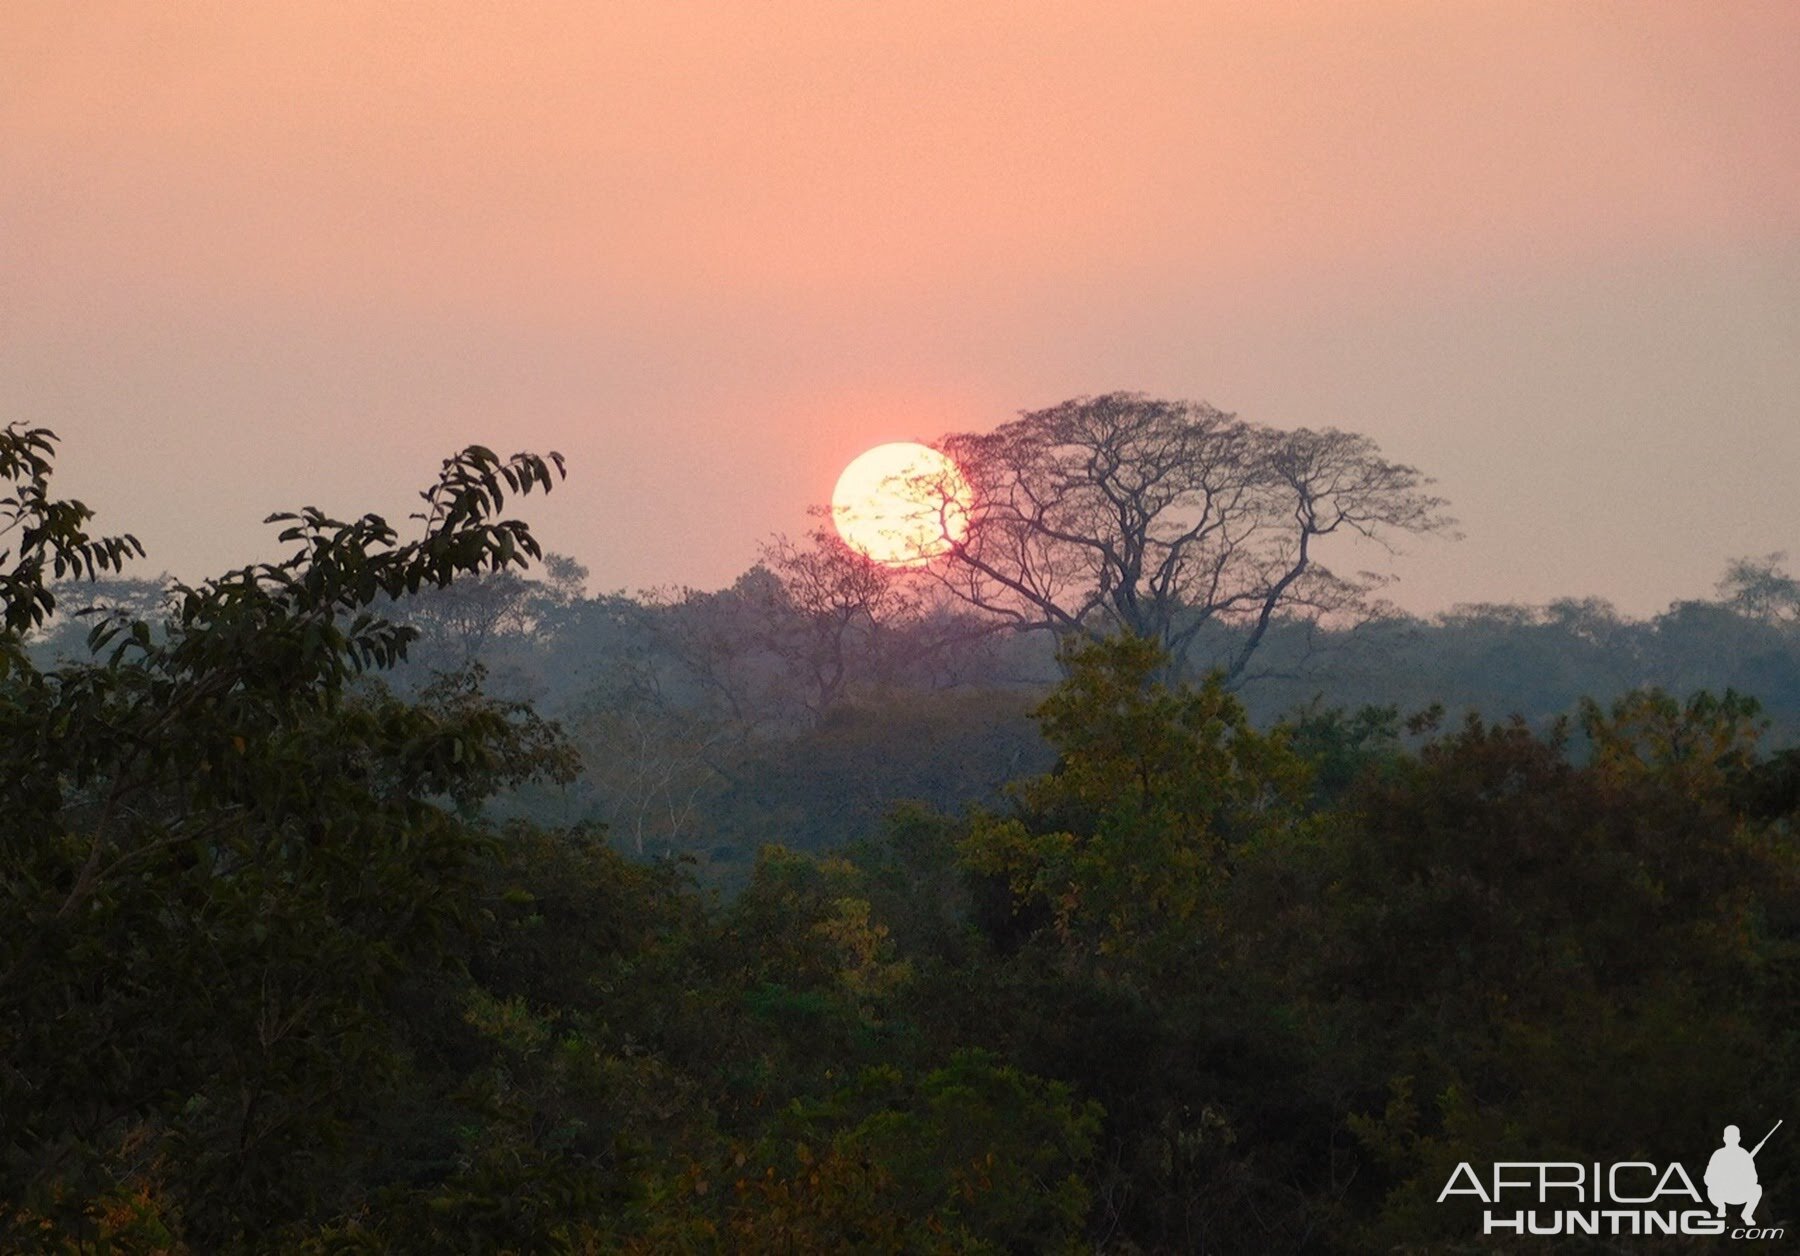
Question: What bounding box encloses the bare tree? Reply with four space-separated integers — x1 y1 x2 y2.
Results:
933 392 1453 680
757 522 923 716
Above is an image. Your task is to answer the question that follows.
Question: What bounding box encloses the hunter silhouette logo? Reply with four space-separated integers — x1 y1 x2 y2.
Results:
1436 1117 1784 1240
1707 1121 1780 1227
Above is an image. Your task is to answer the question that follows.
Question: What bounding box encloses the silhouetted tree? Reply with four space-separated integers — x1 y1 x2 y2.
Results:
758 522 921 716
935 393 1453 679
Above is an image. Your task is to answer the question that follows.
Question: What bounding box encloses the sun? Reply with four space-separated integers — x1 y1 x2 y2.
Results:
831 442 971 566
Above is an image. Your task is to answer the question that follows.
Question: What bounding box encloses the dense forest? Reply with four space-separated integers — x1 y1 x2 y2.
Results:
5 422 1798 1251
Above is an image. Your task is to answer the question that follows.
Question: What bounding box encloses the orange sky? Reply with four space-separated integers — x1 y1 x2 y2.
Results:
4 3 1796 614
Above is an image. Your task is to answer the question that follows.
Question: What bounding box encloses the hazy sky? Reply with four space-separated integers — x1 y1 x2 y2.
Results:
5 3 1796 616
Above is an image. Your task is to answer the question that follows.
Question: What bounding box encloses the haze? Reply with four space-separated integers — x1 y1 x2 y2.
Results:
3 2 1795 616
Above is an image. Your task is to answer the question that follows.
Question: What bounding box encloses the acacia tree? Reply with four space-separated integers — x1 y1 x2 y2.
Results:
934 393 1453 679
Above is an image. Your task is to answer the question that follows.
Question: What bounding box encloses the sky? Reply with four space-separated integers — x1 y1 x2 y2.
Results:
4 2 1796 618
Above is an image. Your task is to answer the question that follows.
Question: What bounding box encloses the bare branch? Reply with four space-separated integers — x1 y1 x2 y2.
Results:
929 393 1454 681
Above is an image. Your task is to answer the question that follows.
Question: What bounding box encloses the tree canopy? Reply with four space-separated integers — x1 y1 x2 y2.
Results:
4 422 1796 1252
936 392 1453 678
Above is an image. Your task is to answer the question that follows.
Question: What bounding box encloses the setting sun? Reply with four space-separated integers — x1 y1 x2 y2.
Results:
831 442 971 566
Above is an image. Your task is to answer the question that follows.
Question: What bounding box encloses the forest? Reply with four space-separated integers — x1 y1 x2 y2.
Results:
5 416 1798 1253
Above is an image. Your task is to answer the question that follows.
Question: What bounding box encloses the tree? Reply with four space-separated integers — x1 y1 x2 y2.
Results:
935 393 1453 680
1717 552 1800 627
0 434 574 1245
757 522 922 716
1321 692 1800 1247
26 574 172 666
395 549 589 689
0 424 143 657
572 683 728 855
959 634 1304 961
645 527 922 730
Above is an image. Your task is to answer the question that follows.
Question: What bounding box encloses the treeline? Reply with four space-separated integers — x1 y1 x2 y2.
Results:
29 394 1800 878
35 547 1800 878
5 427 1798 1251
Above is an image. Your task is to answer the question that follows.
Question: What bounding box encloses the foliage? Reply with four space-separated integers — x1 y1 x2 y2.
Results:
1 436 569 1247
1313 692 1799 1246
6 424 1799 1252
1717 551 1800 626
0 425 143 658
961 634 1305 957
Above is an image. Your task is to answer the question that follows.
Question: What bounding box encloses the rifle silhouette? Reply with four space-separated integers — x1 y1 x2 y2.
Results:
1750 1120 1782 1158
